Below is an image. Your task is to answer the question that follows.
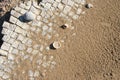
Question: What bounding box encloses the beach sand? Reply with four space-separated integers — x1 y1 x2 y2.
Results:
45 0 120 80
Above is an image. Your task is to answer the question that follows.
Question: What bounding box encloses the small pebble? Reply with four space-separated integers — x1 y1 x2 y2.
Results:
86 3 93 8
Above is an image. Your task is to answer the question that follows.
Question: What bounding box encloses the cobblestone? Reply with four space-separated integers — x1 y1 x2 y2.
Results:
0 0 86 79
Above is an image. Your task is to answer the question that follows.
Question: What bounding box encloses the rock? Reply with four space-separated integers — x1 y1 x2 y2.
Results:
86 3 93 8
23 11 36 21
52 41 61 49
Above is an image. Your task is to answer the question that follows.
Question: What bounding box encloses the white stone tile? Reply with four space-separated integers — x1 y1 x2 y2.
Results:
1 28 8 35
17 34 24 42
8 46 13 53
2 35 10 42
11 48 18 55
27 47 32 53
33 44 40 49
16 20 23 27
8 38 15 44
63 5 71 14
12 40 20 48
15 26 27 36
18 43 26 50
20 9 27 14
26 39 32 46
45 3 51 9
22 23 30 30
9 24 16 31
0 56 5 64
53 2 58 8
62 0 68 4
2 21 10 29
58 3 64 10
14 6 22 12
8 53 15 60
0 49 8 56
1 42 10 51
30 6 39 15
11 32 18 39
68 0 74 6
32 50 39 55
2 73 9 79
9 16 17 24
19 3 26 9
77 8 82 14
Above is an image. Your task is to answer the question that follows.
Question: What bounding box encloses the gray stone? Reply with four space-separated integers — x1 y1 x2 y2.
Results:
23 11 36 21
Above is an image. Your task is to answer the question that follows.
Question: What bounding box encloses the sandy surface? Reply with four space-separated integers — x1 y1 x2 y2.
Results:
45 0 120 80
0 0 120 80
